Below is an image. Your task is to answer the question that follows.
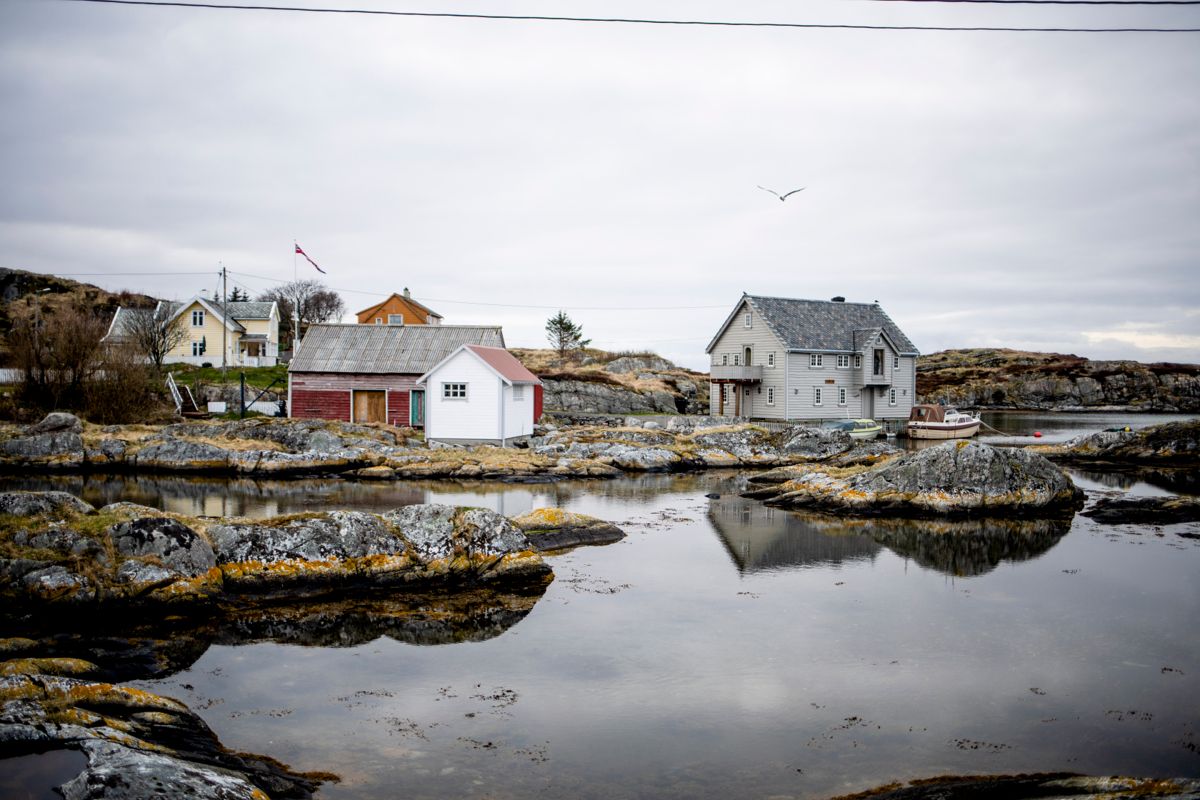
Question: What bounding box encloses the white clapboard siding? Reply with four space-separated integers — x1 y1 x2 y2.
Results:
707 299 788 419
425 350 501 442
503 383 533 440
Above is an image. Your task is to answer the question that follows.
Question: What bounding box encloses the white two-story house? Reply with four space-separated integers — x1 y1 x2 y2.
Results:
705 294 919 425
105 296 281 367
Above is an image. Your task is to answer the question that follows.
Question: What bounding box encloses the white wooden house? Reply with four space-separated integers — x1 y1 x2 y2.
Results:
416 344 543 446
706 294 919 425
105 296 280 367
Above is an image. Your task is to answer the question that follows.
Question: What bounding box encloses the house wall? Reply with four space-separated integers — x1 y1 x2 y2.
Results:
289 372 415 427
503 383 535 440
356 296 438 326
241 316 280 359
424 353 501 442
167 300 241 364
706 299 787 419
784 342 916 422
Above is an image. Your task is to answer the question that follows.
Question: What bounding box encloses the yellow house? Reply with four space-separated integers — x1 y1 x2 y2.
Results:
106 296 281 367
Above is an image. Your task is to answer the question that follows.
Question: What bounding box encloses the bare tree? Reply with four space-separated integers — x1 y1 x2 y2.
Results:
122 306 188 373
9 303 108 411
258 281 345 348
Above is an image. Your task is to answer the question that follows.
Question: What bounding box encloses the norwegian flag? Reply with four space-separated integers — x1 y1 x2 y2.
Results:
295 244 326 274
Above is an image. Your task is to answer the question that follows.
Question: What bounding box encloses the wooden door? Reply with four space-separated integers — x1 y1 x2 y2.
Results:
353 390 386 423
409 390 425 427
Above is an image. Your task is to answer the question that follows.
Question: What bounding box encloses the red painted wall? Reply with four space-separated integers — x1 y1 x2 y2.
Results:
290 372 420 427
534 384 544 423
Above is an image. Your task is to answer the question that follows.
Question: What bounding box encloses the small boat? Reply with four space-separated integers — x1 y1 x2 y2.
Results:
829 418 883 440
906 404 981 440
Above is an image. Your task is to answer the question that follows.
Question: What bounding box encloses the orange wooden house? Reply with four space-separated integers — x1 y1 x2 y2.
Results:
356 289 443 326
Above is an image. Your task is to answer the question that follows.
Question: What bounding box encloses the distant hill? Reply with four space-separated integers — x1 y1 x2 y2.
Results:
917 348 1200 412
0 268 158 363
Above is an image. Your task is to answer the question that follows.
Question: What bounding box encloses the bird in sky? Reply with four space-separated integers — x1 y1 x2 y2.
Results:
757 185 806 202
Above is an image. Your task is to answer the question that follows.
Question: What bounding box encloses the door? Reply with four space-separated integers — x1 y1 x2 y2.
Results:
409 389 425 427
862 389 874 420
353 390 386 423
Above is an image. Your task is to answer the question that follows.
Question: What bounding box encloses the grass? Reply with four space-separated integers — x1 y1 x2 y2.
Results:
170 363 288 390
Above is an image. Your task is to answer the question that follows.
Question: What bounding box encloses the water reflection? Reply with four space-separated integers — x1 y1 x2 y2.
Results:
1 584 549 683
1067 467 1200 497
707 497 881 573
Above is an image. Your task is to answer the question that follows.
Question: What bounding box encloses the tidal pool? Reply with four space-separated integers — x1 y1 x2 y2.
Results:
4 469 1197 799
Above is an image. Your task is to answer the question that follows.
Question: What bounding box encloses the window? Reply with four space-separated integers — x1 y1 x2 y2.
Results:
889 388 898 406
838 387 847 406
388 314 404 325
744 312 752 328
854 354 862 369
513 385 525 401
442 382 467 400
767 387 775 405
893 355 900 369
721 354 728 366
733 354 740 366
813 387 823 406
375 317 382 324
810 354 823 368
191 309 204 327
836 354 849 369
767 352 775 368
191 341 202 356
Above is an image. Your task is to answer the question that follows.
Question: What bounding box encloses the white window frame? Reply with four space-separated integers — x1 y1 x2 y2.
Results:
513 384 525 401
893 355 900 369
836 354 850 369
809 354 823 368
721 354 728 366
191 309 204 327
838 387 847 406
767 352 775 368
854 354 862 369
813 387 823 407
191 341 202 357
375 317 382 324
733 354 740 366
388 314 405 325
441 382 468 400
767 387 775 406
744 312 752 328
889 388 898 406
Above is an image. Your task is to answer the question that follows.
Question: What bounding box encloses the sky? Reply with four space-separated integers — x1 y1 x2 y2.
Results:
1 0 1198 371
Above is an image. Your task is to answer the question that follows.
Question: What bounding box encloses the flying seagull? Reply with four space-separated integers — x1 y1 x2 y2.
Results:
758 185 806 202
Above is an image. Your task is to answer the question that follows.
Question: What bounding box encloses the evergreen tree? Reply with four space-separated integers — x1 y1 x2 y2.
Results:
545 310 590 364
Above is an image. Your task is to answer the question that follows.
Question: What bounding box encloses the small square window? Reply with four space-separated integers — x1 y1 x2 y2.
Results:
813 387 823 406
442 382 467 400
388 314 404 325
375 317 382 324
513 385 525 401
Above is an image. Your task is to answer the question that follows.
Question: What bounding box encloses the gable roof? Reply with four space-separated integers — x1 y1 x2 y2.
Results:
289 324 504 374
706 294 918 355
417 344 541 387
356 293 443 322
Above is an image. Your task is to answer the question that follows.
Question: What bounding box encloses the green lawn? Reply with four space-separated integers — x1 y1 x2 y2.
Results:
170 363 288 390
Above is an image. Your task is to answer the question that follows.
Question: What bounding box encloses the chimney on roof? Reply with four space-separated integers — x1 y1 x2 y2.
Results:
831 296 845 303
403 287 411 299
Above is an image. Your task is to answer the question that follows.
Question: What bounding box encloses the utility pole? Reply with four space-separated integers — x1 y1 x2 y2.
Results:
220 263 228 379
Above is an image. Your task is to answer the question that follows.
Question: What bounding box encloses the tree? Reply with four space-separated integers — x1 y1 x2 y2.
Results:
9 302 107 412
228 287 248 302
258 281 345 348
122 306 187 373
545 311 591 364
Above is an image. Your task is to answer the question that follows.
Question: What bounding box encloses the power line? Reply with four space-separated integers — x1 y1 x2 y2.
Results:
862 0 1200 4
61 0 1200 33
40 271 217 276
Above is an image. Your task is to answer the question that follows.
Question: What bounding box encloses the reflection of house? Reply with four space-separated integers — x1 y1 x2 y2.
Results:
707 497 881 574
417 344 543 446
105 297 280 367
356 289 443 326
287 323 503 427
706 294 918 423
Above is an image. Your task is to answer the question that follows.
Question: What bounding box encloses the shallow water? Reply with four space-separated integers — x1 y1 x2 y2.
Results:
976 410 1195 446
5 469 1196 799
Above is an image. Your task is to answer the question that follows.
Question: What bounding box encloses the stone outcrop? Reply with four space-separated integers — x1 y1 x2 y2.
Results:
1045 419 1200 466
510 508 627 551
541 378 680 415
831 774 1200 800
0 494 551 613
745 441 1084 518
0 411 85 469
1081 495 1200 526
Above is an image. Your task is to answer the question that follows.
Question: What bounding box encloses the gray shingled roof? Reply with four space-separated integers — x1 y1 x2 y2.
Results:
730 295 918 355
165 300 275 321
289 324 506 374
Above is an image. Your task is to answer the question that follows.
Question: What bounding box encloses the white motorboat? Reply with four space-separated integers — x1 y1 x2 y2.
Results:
906 404 981 440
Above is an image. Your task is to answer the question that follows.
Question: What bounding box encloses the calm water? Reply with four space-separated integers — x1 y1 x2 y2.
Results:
4 462 1198 799
975 411 1196 446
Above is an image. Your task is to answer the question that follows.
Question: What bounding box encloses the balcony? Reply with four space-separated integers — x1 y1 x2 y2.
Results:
710 364 763 382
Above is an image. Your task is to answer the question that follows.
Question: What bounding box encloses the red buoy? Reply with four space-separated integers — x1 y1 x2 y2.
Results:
1033 431 1043 438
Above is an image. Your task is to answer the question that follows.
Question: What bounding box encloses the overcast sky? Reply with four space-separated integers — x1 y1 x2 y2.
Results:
1 0 1197 370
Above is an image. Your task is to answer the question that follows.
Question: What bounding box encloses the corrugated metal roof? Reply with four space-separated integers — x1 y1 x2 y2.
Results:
746 295 919 355
465 345 541 384
289 324 505 374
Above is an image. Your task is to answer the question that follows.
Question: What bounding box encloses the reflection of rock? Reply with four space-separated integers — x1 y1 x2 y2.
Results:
0 671 325 799
707 497 881 574
836 515 1071 577
746 442 1083 518
510 508 627 551
1082 496 1200 526
837 774 1200 799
